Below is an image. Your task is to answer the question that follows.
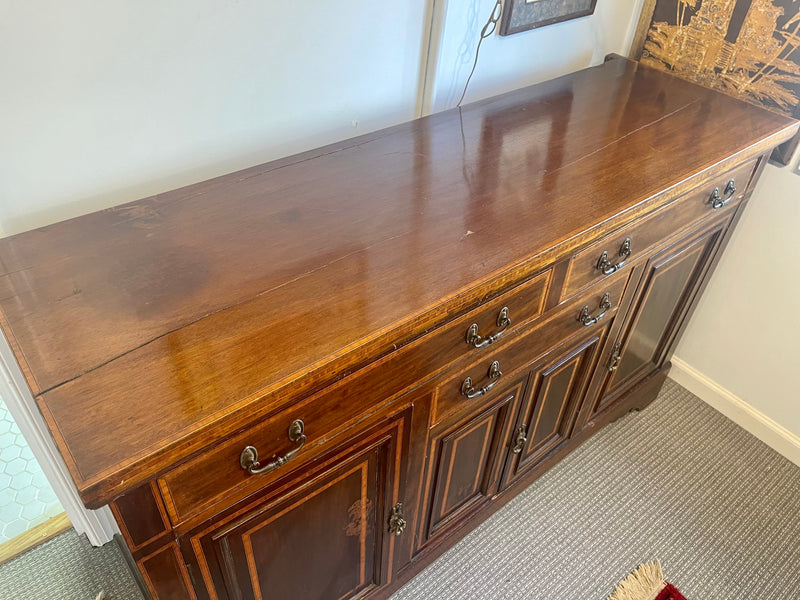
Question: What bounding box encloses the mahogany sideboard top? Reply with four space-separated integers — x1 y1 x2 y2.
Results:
0 57 796 508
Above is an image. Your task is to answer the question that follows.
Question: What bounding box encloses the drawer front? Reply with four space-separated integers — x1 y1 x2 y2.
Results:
158 378 375 524
159 269 550 524
448 269 551 357
186 412 410 600
431 268 632 428
562 158 757 300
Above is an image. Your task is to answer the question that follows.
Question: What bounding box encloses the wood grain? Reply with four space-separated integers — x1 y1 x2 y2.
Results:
184 411 409 600
501 327 606 488
36 57 795 600
0 57 795 507
577 217 729 426
560 157 755 301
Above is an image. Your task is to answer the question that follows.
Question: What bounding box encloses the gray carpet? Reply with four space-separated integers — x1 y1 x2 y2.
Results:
0 529 143 600
390 380 800 599
2 380 799 599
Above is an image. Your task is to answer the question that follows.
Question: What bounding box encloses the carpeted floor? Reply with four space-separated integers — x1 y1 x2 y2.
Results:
1 380 799 600
389 380 800 600
0 528 143 600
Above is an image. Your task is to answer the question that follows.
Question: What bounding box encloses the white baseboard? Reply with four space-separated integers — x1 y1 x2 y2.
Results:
669 357 800 468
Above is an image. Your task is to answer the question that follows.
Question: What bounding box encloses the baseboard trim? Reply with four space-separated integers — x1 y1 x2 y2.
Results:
0 512 71 566
669 357 800 468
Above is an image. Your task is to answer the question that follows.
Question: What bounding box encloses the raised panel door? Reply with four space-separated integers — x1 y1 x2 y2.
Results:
500 325 610 489
420 379 525 545
190 412 409 600
580 220 728 423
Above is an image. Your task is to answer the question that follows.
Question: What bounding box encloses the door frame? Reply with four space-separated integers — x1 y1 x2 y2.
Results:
0 331 118 546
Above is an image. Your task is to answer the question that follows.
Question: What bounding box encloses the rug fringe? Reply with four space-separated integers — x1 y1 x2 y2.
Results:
608 561 665 600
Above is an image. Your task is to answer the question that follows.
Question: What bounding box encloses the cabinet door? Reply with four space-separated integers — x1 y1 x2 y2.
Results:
420 378 525 545
191 411 409 600
500 325 609 489
582 221 726 422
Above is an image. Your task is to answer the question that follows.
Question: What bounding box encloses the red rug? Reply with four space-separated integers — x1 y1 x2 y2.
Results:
655 582 686 600
609 562 686 600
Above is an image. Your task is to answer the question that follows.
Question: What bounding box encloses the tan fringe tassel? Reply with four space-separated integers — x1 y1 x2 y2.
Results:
607 562 666 600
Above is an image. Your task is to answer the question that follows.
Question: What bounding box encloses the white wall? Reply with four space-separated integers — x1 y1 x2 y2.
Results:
0 0 644 236
674 152 800 442
0 1 427 235
424 0 642 113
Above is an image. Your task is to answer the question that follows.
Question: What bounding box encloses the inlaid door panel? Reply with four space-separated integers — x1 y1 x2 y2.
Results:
582 221 726 423
501 326 609 489
421 379 525 545
191 412 408 600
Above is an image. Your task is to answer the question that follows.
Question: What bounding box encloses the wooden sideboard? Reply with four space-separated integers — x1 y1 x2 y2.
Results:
0 56 796 600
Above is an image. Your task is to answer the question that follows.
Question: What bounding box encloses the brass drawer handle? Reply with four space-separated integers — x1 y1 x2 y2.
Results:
577 292 611 327
460 361 503 399
239 419 306 475
607 341 622 372
465 307 511 348
388 503 406 536
511 424 527 454
709 179 736 209
596 238 632 275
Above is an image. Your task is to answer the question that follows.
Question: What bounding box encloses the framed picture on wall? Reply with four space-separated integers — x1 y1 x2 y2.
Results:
630 0 800 166
499 0 598 36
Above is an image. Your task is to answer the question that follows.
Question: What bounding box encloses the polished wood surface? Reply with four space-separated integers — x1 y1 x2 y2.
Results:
560 156 756 301
581 218 728 425
0 57 795 506
208 446 382 600
110 482 171 551
3 56 792 600
186 410 409 600
421 378 524 545
156 271 549 525
137 543 196 600
501 326 606 489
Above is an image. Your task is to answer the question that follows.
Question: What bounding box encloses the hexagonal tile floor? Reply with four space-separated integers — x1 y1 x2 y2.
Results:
0 396 63 544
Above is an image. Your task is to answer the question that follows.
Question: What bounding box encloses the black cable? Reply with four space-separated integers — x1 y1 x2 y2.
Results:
456 0 503 107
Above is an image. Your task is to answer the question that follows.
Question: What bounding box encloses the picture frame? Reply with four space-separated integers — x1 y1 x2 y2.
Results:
630 0 800 166
499 0 598 36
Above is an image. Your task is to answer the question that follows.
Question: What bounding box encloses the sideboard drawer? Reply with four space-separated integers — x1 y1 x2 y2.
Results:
158 381 378 524
158 269 551 524
561 158 757 300
448 268 551 357
432 268 631 427
385 268 551 384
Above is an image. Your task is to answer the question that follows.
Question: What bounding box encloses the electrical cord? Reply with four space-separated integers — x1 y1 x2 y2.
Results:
456 0 503 107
